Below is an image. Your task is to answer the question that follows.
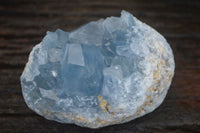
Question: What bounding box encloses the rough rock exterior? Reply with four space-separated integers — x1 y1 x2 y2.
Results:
20 10 175 128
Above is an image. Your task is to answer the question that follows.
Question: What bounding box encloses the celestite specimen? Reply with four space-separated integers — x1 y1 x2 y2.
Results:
21 10 175 128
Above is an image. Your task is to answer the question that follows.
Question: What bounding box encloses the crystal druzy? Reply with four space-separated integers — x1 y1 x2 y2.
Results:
21 11 175 128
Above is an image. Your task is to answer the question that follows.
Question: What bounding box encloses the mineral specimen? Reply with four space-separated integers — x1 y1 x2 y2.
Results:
20 10 175 128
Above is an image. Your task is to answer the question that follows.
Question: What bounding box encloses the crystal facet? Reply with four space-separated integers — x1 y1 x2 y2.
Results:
21 10 175 128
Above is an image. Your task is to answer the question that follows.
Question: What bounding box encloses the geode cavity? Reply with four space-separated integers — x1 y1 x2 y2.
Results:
20 10 175 128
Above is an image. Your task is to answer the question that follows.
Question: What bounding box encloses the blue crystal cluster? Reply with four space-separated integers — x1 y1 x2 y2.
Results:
21 11 175 128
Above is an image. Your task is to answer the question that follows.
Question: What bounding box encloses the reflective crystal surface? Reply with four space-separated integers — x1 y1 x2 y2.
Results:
21 10 175 128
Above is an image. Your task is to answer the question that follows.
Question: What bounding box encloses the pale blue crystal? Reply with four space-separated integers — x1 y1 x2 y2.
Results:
21 10 175 128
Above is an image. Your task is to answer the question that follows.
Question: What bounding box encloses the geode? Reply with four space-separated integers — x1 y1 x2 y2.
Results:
20 10 175 128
